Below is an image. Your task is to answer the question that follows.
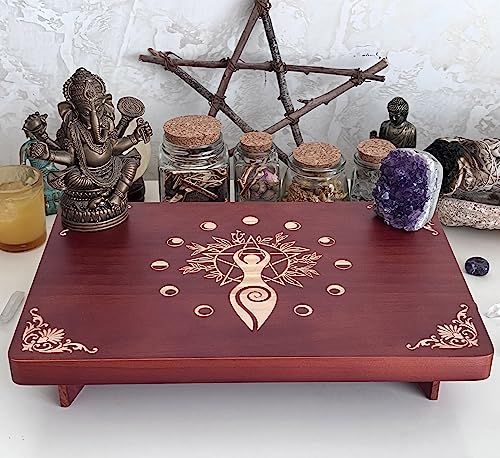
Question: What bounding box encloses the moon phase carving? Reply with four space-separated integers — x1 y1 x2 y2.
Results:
200 221 217 231
284 221 301 231
194 305 214 317
160 285 179 297
327 284 345 296
294 304 313 317
151 260 170 271
166 237 184 247
318 236 336 247
157 218 351 332
334 259 352 270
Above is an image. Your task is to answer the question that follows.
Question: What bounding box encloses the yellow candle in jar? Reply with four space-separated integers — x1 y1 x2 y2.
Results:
0 165 46 252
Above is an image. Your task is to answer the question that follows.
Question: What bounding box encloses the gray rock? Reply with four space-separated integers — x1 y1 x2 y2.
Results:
437 197 500 230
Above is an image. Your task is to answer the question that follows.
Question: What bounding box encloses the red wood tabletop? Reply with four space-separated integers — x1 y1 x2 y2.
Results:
9 202 493 385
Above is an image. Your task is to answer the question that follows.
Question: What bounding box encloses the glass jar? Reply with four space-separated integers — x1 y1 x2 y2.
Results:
159 115 229 202
350 153 382 201
234 131 280 202
0 165 46 252
350 138 396 201
282 142 348 202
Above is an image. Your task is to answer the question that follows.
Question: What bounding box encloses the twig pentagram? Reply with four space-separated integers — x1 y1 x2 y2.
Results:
140 0 387 163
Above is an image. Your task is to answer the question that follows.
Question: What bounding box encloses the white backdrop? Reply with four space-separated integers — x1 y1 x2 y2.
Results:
1 0 500 177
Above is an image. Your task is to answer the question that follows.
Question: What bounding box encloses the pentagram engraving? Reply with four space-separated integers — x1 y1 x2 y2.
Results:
181 230 321 288
180 230 322 331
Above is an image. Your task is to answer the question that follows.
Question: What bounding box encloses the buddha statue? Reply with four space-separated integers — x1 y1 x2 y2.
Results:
377 97 417 149
23 68 152 231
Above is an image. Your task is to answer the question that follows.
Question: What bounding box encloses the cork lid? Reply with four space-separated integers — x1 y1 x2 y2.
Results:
240 131 273 156
163 115 222 148
292 142 342 168
357 138 395 164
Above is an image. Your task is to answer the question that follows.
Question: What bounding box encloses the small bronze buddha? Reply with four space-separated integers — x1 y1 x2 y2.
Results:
376 97 417 149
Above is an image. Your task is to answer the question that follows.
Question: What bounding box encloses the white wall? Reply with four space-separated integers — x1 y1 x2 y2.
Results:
1 0 500 177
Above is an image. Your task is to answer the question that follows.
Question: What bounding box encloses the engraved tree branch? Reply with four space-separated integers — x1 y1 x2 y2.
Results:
180 231 321 288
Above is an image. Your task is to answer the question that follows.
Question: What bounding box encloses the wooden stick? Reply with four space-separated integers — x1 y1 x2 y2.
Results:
208 3 262 116
264 59 388 134
260 7 303 146
146 49 291 164
148 50 253 133
180 178 219 201
139 54 386 82
139 1 388 165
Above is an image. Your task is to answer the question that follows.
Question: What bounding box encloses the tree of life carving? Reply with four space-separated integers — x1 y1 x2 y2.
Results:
180 230 322 331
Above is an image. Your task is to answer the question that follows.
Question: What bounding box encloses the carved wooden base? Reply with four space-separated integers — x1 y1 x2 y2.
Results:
58 384 85 407
417 381 440 400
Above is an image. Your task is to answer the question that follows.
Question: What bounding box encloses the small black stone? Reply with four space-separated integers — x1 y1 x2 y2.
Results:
465 257 490 277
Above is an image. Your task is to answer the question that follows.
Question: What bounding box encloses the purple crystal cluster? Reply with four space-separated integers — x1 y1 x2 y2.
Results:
373 149 443 231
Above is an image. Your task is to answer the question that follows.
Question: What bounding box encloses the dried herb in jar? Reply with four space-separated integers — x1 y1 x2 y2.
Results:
234 132 280 202
162 168 228 202
159 115 229 202
282 142 348 202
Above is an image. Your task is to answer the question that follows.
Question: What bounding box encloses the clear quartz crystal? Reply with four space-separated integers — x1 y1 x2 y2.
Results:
486 303 500 319
0 291 25 323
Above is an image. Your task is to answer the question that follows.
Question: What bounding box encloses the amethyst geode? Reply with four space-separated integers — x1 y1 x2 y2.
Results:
373 149 443 231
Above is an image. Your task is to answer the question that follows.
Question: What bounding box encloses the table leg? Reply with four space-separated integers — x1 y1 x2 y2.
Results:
417 381 440 400
58 384 85 407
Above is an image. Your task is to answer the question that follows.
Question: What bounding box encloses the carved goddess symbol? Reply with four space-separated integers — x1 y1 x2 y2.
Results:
230 248 277 331
179 230 322 331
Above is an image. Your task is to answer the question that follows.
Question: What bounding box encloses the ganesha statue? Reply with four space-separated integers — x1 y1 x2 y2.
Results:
23 68 152 231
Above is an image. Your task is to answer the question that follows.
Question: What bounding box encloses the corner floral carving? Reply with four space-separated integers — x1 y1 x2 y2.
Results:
22 308 98 354
406 304 478 350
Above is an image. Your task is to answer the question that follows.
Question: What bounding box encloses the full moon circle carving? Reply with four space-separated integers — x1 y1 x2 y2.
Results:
242 216 259 226
284 221 301 231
